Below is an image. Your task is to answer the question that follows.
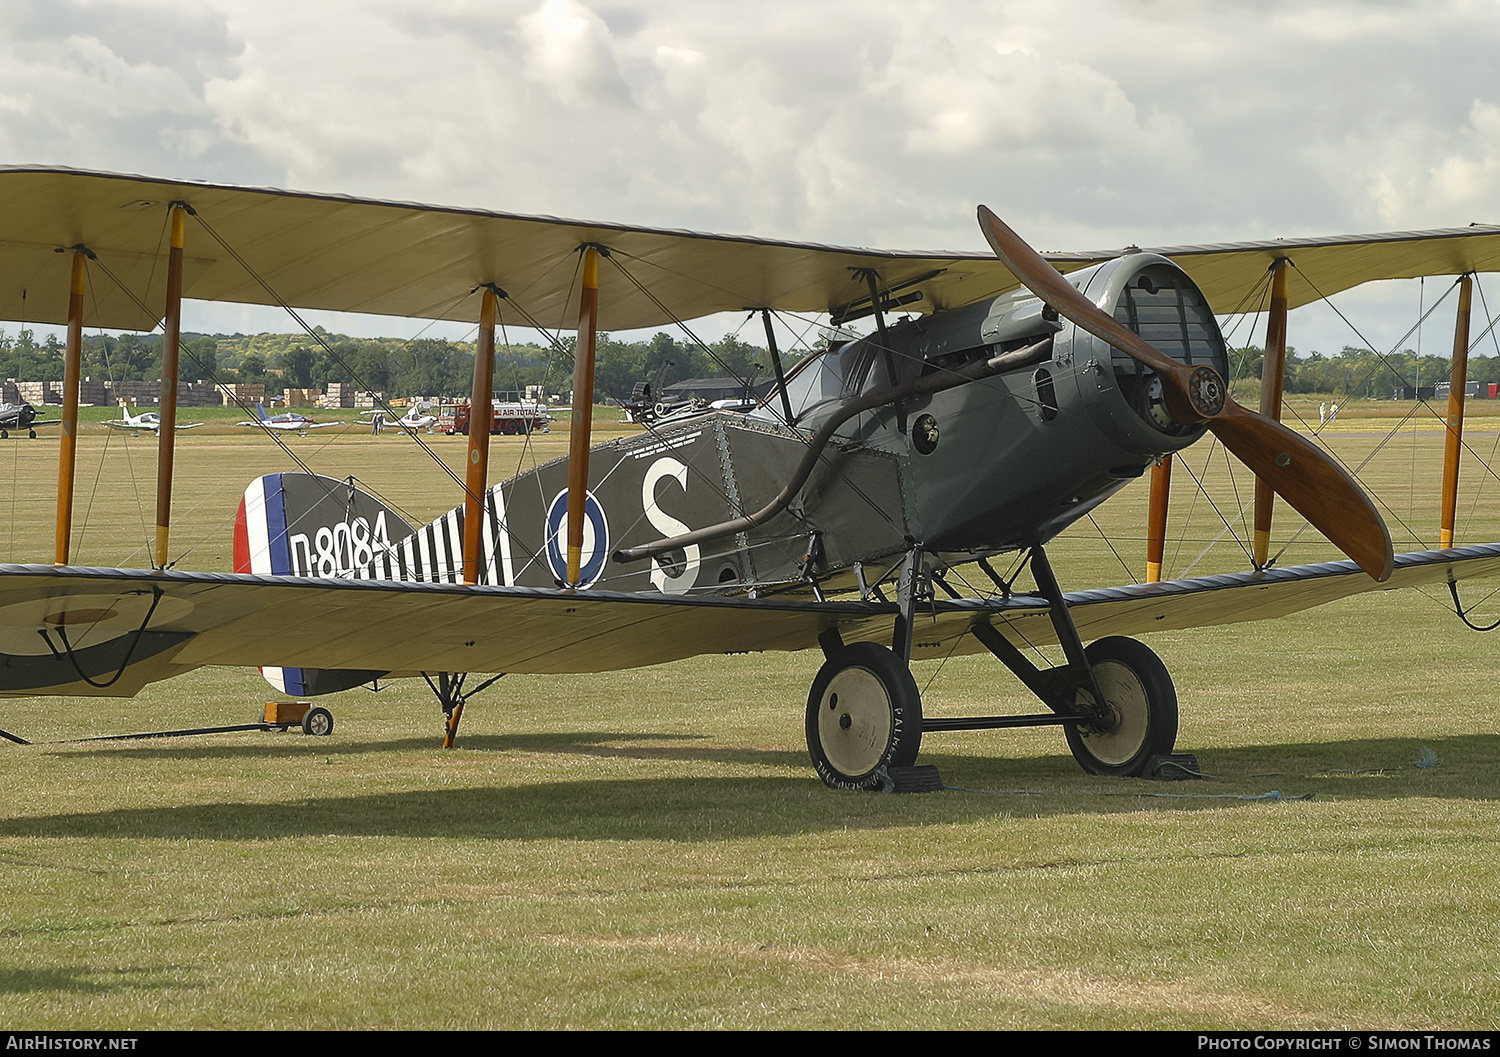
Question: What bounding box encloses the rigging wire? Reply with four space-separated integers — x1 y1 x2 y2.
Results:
185 210 476 501
1085 511 1137 583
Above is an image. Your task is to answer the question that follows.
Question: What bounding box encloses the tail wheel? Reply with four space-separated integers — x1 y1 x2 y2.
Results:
1065 636 1177 777
806 641 922 790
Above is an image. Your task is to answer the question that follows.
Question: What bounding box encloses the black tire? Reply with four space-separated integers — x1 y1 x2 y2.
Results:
302 706 334 737
805 641 922 790
27 429 35 439
1064 636 1177 777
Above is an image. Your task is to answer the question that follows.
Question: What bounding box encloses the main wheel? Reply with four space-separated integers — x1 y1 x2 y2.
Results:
302 706 334 736
806 641 922 790
1064 636 1177 777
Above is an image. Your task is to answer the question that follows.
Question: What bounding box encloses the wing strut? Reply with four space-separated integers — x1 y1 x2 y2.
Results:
1252 260 1291 569
565 246 602 588
154 203 188 569
463 285 500 584
759 309 797 427
1440 274 1475 548
1145 455 1171 583
53 248 88 566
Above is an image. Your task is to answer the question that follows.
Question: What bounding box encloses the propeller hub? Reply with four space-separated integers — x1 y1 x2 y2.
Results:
1186 365 1226 419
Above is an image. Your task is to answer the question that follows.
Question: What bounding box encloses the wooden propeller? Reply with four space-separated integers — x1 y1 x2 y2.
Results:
977 205 1394 582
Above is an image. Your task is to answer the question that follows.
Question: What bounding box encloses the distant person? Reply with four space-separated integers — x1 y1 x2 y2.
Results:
1329 402 1340 421
1319 402 1327 425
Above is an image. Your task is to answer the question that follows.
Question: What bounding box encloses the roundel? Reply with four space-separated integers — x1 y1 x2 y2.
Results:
545 488 610 587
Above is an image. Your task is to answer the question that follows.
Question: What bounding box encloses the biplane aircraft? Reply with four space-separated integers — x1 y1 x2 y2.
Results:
3 165 1500 788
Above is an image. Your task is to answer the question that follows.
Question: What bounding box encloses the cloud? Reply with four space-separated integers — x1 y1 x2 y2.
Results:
2 0 1498 349
515 0 633 108
0 0 271 181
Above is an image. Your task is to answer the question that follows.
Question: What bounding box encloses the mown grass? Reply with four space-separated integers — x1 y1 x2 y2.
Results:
3 407 1500 1028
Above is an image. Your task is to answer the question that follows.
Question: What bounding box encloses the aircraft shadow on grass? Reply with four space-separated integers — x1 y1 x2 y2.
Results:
6 734 1496 842
51 730 802 769
0 966 190 997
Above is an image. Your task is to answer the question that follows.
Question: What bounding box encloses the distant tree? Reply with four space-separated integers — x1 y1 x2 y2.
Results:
283 346 314 388
183 335 217 381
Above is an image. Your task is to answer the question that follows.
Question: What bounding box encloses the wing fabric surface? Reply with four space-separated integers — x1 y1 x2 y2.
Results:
2 166 1499 333
2 544 1498 697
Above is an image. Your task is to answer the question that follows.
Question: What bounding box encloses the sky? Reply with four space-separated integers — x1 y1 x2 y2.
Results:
2 0 1499 357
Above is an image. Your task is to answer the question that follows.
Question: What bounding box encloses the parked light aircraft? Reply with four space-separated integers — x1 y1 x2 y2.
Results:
236 403 343 433
0 401 58 439
2 167 1500 787
360 401 437 434
103 408 204 436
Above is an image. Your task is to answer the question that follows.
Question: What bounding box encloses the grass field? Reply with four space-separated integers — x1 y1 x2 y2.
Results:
4 401 1500 1028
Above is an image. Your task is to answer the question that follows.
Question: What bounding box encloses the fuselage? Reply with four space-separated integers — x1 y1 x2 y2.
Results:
341 252 1227 596
246 253 1229 599
740 251 1226 566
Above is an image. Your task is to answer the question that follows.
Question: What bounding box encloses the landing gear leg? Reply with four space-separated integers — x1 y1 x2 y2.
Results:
1064 637 1177 777
971 545 1179 778
422 671 507 749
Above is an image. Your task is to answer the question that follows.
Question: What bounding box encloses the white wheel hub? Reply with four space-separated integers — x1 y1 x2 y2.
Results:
1076 659 1150 766
816 666 893 778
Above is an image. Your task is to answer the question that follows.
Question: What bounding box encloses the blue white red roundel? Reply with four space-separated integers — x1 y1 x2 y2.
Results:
545 488 609 587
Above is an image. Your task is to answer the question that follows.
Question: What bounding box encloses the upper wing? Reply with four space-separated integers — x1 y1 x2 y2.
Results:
3 166 1497 333
2 545 1497 697
0 166 1037 332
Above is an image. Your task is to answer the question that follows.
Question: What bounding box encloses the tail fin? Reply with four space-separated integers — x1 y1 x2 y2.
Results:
235 472 417 696
255 402 269 421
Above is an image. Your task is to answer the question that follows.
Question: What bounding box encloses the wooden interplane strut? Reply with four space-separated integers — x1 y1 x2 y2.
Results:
1145 455 1172 583
463 287 499 585
566 247 601 587
54 250 86 566
1253 260 1290 570
1441 275 1475 549
154 204 187 570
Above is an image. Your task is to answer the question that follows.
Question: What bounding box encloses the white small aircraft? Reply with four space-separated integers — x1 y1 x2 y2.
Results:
236 403 343 433
103 408 204 436
360 401 437 434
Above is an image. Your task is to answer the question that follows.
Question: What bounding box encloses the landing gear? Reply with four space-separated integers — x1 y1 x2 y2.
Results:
302 706 335 736
805 641 922 790
1064 637 1178 777
422 670 506 748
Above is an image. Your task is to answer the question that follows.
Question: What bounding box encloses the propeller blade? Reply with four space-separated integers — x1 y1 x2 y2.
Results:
977 205 1393 581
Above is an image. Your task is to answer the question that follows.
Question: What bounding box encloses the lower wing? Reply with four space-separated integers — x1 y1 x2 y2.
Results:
1 544 1497 697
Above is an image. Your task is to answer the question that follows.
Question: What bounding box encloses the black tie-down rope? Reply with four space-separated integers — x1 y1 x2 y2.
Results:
1449 580 1500 631
36 590 164 690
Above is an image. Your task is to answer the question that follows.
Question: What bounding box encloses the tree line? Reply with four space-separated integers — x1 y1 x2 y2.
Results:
0 326 781 401
5 322 1489 402
1229 345 1500 398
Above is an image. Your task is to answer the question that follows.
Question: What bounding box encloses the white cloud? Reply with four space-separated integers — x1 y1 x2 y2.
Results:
516 0 633 108
2 0 1499 352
